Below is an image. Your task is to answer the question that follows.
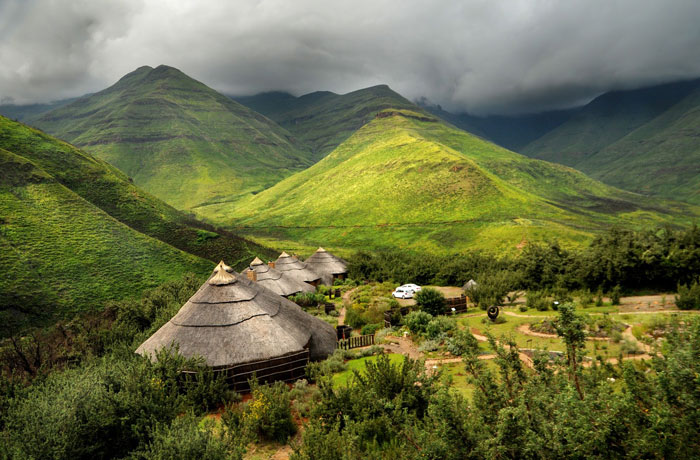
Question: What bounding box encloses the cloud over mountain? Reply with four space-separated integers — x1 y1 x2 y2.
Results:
2 0 700 114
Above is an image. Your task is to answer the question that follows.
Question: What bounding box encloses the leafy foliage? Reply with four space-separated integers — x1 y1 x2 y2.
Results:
414 287 446 316
676 279 700 310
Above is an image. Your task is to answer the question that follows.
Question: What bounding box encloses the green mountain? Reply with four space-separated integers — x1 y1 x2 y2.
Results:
0 97 76 122
234 85 422 161
0 116 274 332
521 79 700 203
221 109 698 255
31 65 311 211
420 102 577 151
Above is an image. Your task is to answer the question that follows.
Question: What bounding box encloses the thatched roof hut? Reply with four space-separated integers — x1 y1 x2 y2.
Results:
242 257 316 297
136 261 336 390
463 279 477 290
274 252 322 286
304 247 348 285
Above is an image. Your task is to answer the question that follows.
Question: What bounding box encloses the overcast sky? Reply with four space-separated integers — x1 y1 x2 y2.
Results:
2 0 700 115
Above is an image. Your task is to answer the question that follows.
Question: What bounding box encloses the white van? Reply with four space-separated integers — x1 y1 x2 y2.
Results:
392 287 415 299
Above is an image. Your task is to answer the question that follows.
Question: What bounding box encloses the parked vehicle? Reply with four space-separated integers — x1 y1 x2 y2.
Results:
400 283 422 292
392 287 415 299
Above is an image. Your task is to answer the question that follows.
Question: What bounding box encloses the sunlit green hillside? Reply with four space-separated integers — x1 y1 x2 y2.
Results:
235 85 421 161
32 65 311 211
0 116 276 332
220 110 698 254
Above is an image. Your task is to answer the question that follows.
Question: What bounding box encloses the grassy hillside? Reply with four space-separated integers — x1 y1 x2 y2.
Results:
0 116 278 333
31 65 311 211
234 85 422 161
220 109 698 255
522 79 700 164
421 103 576 151
0 97 76 122
586 86 700 204
522 79 700 205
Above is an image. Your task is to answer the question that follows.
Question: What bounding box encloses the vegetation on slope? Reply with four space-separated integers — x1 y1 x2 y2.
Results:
31 65 311 211
0 116 277 332
522 79 700 204
234 85 422 161
220 109 698 254
0 116 275 268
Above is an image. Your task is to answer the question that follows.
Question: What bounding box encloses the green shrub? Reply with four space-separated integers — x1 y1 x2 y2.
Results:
415 288 447 316
132 414 236 460
425 316 455 340
676 280 700 310
418 339 441 352
405 311 433 335
519 305 529 312
289 292 324 307
578 289 593 308
445 329 480 356
595 289 604 306
610 285 622 305
244 380 296 443
527 291 549 311
361 323 383 336
345 305 368 329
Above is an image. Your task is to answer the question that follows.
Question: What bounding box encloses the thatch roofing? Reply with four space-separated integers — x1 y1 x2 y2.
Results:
304 247 348 285
242 257 315 297
274 252 322 284
136 261 336 368
463 279 478 290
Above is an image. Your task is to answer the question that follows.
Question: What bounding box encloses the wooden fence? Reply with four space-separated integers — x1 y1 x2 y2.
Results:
445 295 468 313
336 334 375 350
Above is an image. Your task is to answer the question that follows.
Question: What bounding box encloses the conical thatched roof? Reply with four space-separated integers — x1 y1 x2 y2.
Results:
463 279 478 290
274 252 321 284
242 257 315 297
304 247 348 285
136 261 336 368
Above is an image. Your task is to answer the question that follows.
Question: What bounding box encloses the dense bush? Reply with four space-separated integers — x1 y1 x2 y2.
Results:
346 226 700 294
527 290 550 311
289 292 326 307
415 287 446 316
404 311 433 335
425 316 455 340
610 285 622 305
243 380 296 443
360 323 383 336
676 279 700 310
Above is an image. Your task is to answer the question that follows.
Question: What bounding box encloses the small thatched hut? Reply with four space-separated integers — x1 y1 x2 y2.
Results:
242 257 316 297
463 279 478 291
136 261 336 391
304 247 348 285
274 252 322 286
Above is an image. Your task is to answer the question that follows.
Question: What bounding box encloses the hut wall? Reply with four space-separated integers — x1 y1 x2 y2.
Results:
208 349 310 393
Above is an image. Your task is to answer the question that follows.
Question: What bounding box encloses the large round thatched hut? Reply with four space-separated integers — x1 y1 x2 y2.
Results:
136 261 336 391
274 252 322 286
242 257 316 297
304 247 348 285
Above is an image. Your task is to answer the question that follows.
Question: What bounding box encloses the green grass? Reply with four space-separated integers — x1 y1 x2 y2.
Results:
0 116 277 333
332 353 404 387
31 65 312 211
235 85 421 161
219 109 699 255
522 80 700 205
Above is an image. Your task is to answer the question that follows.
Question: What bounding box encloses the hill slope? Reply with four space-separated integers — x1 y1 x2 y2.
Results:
0 116 275 332
234 85 422 161
223 110 698 254
520 79 700 204
31 65 311 211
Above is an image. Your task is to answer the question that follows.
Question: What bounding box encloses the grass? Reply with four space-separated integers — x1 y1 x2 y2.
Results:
523 79 700 205
31 65 312 211
235 85 421 161
220 109 699 255
332 353 404 387
0 116 277 333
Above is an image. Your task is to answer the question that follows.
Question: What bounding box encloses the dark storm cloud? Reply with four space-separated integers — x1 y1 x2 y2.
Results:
2 0 700 114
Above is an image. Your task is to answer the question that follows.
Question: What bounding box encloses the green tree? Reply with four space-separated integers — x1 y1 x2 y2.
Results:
554 303 587 400
415 288 446 316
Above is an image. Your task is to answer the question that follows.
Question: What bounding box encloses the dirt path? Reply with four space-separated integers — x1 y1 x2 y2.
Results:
338 287 358 326
516 323 609 341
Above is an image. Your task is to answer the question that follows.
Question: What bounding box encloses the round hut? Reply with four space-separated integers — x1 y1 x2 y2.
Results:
304 247 348 286
242 257 316 297
136 261 336 391
274 252 322 286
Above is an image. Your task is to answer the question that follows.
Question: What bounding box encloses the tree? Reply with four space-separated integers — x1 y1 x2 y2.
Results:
415 288 446 316
554 303 587 400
